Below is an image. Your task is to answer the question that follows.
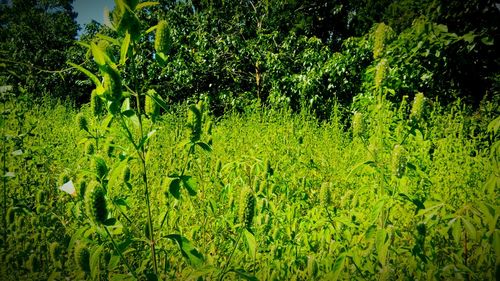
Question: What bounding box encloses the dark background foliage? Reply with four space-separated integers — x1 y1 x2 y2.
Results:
1 0 498 116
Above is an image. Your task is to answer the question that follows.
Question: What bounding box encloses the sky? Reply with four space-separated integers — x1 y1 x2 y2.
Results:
73 0 115 28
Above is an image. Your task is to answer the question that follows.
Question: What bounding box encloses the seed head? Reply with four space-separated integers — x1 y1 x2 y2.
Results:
78 180 87 199
391 144 407 178
91 89 103 116
49 242 61 262
36 190 48 204
85 142 96 155
26 254 40 272
352 112 365 138
145 90 160 120
7 207 15 224
187 104 202 142
103 69 122 101
74 242 90 273
104 139 115 157
373 23 388 59
238 188 256 229
92 156 108 179
155 20 172 55
85 182 108 224
122 166 131 183
319 182 332 209
375 59 388 90
410 92 426 122
76 113 89 132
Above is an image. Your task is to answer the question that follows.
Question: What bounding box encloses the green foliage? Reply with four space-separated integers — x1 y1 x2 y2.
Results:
0 0 80 99
1 1 499 280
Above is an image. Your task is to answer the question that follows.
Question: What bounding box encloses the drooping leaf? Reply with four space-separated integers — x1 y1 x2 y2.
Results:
330 253 346 281
181 175 197 196
90 245 104 280
137 129 157 149
136 1 159 10
375 228 388 266
168 178 181 199
96 34 120 46
461 217 477 240
196 141 212 152
165 234 204 267
120 32 131 65
68 62 101 87
90 42 107 66
242 228 257 257
227 268 258 281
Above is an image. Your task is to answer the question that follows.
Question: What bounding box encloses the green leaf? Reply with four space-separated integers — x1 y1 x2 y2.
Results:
370 199 385 224
364 224 377 240
481 36 494 46
122 109 135 117
187 265 217 280
435 24 448 33
96 34 120 46
487 115 500 135
113 198 129 209
168 178 181 199
136 1 159 10
461 217 477 240
138 129 157 149
146 90 169 111
242 228 257 257
108 159 128 191
330 252 346 281
227 269 258 281
121 98 131 111
110 274 135 281
165 234 204 267
462 32 476 43
145 25 157 34
181 175 197 196
120 32 131 65
90 245 104 280
104 218 116 226
90 42 107 66
376 229 388 266
68 62 101 87
196 141 212 152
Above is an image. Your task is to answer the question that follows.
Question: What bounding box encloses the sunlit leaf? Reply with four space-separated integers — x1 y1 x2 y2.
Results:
120 32 131 65
243 228 257 257
181 175 197 196
165 234 204 267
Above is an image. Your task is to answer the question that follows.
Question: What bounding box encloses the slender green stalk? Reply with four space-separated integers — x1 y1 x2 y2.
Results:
130 41 158 275
104 226 137 279
219 229 242 281
2 131 6 248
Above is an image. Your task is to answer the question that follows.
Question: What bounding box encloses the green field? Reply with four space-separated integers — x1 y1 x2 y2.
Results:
1 93 498 280
1 0 499 280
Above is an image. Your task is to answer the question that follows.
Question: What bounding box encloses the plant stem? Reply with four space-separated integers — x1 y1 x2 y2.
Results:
130 41 158 275
2 132 6 248
104 226 138 279
219 229 242 281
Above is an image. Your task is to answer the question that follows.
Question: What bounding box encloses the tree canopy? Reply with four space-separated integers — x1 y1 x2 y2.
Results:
1 0 498 115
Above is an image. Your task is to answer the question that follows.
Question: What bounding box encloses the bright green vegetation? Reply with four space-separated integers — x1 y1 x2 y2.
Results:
1 0 499 280
1 92 498 280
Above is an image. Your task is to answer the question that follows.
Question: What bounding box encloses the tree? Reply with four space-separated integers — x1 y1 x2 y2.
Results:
0 0 79 99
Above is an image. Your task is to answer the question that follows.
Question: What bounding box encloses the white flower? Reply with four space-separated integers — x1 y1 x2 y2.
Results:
59 180 76 197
